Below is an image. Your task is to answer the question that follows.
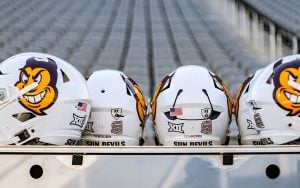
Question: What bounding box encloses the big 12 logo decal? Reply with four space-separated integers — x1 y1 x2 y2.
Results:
273 59 300 116
15 57 58 115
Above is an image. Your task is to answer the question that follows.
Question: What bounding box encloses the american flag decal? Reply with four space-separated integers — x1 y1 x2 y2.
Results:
76 102 87 112
170 107 182 116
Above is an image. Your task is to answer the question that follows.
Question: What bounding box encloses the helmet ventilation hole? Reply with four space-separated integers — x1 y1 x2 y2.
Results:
101 89 105 93
12 113 36 122
60 69 70 82
126 87 131 96
266 73 274 84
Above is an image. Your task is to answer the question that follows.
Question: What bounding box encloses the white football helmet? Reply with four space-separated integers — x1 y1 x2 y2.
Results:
151 65 233 146
236 54 300 145
0 52 91 145
80 70 147 146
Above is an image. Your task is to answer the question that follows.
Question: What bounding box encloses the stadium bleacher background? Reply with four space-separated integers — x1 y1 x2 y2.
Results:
0 0 299 145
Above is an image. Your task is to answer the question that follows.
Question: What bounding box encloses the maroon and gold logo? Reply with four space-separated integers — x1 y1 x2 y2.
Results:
273 59 300 116
151 72 174 120
234 75 253 119
133 84 147 124
15 57 58 115
122 75 147 125
209 72 233 120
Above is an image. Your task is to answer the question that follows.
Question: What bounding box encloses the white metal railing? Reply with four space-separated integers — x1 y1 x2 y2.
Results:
0 145 300 187
0 145 299 155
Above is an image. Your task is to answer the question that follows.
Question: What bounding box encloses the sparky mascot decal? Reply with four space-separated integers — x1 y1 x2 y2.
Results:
273 59 300 116
15 57 58 115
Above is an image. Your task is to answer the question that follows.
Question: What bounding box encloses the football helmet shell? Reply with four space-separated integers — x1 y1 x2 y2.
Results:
80 69 147 146
0 52 91 145
151 65 232 146
236 55 300 145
